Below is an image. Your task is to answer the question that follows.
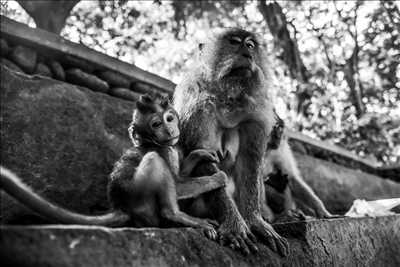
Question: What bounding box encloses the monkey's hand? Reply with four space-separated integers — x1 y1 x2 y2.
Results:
218 215 259 255
181 149 220 177
190 149 220 162
247 216 289 257
267 110 285 150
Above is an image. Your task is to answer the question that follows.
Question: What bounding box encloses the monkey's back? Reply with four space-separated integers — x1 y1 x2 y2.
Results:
174 74 220 156
108 147 144 209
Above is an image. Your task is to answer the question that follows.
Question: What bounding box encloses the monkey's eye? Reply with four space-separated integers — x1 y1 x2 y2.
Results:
229 36 242 45
151 120 162 129
166 115 174 122
164 110 177 123
245 39 256 50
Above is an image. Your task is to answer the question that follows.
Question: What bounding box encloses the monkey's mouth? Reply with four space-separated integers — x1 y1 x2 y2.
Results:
228 67 253 78
161 136 179 145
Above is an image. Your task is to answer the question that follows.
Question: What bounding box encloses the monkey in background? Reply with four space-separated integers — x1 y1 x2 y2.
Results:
174 28 333 256
0 95 227 239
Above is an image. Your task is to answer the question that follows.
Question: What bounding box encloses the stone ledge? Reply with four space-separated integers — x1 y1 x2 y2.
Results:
1 215 399 267
0 16 175 94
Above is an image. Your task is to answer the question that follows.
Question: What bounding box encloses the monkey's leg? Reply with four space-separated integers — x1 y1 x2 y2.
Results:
141 154 218 240
176 171 227 200
159 193 219 240
192 162 258 255
234 121 289 256
272 142 334 218
264 171 306 222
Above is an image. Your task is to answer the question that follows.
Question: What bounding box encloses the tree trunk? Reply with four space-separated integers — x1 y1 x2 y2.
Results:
258 0 310 83
17 0 80 34
258 1 313 115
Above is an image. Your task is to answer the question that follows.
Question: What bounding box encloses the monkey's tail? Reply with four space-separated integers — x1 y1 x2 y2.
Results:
0 166 130 227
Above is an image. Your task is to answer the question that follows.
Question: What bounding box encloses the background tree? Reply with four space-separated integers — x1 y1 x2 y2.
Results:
2 0 399 164
16 0 80 34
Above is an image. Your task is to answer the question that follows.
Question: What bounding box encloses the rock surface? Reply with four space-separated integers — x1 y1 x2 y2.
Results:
1 66 399 224
49 60 66 81
1 215 399 267
10 45 37 73
0 65 132 223
66 68 110 93
98 70 132 88
35 62 53 77
0 38 10 56
109 87 141 102
297 153 400 214
1 58 23 73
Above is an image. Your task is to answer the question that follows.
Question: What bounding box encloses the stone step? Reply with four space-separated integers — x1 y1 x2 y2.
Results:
1 215 399 267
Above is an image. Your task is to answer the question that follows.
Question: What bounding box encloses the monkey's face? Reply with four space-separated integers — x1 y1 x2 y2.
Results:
200 29 268 100
148 109 180 146
129 95 180 147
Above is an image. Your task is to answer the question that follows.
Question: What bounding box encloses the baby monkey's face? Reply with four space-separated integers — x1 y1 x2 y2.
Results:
148 108 180 146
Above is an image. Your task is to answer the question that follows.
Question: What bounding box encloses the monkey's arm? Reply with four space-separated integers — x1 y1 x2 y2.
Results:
109 147 141 183
108 147 142 208
176 171 227 200
180 149 220 177
273 142 333 218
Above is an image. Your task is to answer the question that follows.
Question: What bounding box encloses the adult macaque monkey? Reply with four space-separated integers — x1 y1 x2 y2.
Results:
174 28 332 256
0 95 227 239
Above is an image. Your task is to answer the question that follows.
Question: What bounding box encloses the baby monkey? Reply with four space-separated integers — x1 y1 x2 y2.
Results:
0 95 226 239
109 94 225 238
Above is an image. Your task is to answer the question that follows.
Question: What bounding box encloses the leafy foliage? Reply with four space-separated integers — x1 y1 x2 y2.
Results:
3 0 399 164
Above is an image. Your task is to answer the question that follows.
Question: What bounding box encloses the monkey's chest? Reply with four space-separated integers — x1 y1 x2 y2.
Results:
220 128 240 170
163 147 180 176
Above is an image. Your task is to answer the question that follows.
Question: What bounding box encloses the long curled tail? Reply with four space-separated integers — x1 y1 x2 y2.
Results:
0 166 130 227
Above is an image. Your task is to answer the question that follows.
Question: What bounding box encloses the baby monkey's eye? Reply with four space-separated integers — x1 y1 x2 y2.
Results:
166 115 174 122
229 36 242 45
164 110 176 123
151 121 162 128
246 39 256 49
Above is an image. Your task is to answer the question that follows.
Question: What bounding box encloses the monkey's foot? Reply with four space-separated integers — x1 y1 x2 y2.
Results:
184 217 219 241
313 207 342 219
161 209 218 240
274 209 307 223
200 219 219 241
248 216 289 257
217 219 258 255
316 211 343 219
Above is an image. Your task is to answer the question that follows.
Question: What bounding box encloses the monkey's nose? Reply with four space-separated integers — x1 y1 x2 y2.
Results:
242 52 252 59
165 128 175 137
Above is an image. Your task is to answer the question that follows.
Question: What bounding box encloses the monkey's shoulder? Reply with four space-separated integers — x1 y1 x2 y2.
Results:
109 147 144 181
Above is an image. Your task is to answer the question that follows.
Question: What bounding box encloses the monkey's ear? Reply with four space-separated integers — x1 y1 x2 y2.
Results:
136 101 150 113
128 122 136 141
140 94 153 103
137 94 154 113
